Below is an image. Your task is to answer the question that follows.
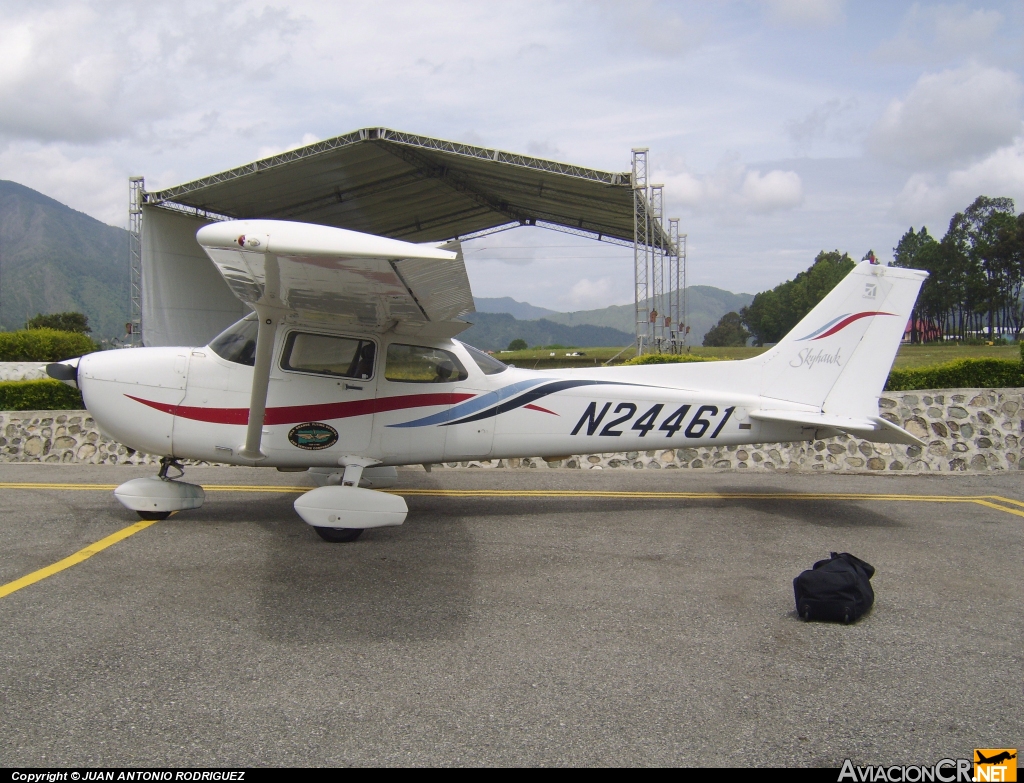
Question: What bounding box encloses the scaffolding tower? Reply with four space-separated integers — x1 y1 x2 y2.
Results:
632 149 651 353
128 176 144 345
632 150 685 354
668 219 679 351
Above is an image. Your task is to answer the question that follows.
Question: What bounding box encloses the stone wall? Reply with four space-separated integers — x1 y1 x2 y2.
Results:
0 362 49 382
1 388 1021 472
0 412 160 465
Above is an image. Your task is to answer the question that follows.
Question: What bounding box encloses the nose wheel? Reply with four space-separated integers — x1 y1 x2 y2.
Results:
313 527 364 543
114 457 205 521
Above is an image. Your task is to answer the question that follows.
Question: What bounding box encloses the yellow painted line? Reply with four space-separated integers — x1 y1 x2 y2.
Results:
3 481 1024 509
970 499 1024 519
0 519 158 600
1 483 1020 600
988 494 1024 509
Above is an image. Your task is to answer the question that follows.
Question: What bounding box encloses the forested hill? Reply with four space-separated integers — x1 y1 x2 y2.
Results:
473 297 558 320
0 180 129 339
519 285 753 345
457 312 634 352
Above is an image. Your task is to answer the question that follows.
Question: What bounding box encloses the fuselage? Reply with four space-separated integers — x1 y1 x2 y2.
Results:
77 319 816 467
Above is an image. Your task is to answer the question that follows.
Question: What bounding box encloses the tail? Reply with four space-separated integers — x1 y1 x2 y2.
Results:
756 261 927 418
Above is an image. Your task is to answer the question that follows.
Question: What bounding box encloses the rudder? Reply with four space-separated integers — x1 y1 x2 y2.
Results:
757 261 927 417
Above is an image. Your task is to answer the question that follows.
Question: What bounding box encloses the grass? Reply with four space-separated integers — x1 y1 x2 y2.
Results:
889 343 1020 369
493 343 1020 370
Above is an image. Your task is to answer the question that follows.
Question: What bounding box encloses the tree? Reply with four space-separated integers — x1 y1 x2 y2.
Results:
953 196 1016 339
26 312 91 334
702 312 750 347
893 227 942 342
896 197 1024 342
740 251 856 345
507 338 528 351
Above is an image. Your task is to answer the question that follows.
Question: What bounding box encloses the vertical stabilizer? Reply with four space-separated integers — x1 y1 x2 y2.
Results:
757 261 927 417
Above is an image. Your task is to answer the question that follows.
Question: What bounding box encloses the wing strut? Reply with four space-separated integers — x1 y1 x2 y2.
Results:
237 254 288 462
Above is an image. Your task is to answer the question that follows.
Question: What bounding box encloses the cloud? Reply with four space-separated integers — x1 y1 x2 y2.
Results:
563 277 615 310
786 97 860 153
256 133 321 160
663 158 803 215
895 135 1024 227
868 64 1023 167
526 140 563 158
0 3 305 145
0 6 134 143
740 169 803 212
763 0 845 27
0 143 125 226
874 4 1003 64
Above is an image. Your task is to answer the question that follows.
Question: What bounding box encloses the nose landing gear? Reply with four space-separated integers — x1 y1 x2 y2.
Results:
114 456 206 521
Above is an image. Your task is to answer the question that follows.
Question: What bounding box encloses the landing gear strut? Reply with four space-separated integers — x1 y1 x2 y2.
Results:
157 456 185 480
142 458 188 517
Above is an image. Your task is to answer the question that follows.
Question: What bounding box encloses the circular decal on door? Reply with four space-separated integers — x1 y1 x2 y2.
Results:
288 422 339 450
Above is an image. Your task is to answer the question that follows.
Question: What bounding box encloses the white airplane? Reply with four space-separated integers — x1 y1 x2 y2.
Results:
47 220 927 542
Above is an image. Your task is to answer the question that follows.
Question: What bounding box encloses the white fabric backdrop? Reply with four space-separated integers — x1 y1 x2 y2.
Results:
141 206 250 347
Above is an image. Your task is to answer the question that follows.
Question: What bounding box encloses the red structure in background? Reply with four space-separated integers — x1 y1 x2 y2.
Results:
903 318 942 343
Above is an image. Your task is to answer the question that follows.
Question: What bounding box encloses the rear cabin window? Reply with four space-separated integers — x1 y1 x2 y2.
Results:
384 344 469 383
281 332 376 379
209 313 258 366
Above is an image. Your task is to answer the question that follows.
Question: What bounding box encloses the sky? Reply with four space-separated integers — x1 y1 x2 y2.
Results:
1 0 1023 311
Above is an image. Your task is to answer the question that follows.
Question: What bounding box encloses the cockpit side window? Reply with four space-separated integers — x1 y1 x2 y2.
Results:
281 332 376 379
209 313 259 366
457 341 508 375
384 344 469 383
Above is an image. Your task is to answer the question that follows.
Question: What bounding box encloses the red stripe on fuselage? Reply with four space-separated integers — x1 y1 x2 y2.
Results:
125 392 476 426
812 311 895 340
523 404 558 415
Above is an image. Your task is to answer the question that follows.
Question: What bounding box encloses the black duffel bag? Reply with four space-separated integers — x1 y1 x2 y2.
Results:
793 552 875 623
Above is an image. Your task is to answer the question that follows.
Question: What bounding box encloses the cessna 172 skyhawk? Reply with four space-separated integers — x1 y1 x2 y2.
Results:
47 220 927 542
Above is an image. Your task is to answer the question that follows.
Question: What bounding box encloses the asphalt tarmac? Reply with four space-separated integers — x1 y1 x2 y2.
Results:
0 463 1021 767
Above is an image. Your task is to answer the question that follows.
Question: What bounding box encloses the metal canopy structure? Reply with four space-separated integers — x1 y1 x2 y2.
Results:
131 127 686 352
143 127 671 247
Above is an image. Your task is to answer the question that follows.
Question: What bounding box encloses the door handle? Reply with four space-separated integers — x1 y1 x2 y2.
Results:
345 383 363 391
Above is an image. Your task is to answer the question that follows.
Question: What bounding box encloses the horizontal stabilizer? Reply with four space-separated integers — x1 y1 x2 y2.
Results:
862 416 927 447
750 410 926 447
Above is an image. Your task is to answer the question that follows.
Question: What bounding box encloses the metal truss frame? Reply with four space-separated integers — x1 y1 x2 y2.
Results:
649 184 665 351
144 127 630 207
128 177 144 345
133 130 687 355
632 149 651 353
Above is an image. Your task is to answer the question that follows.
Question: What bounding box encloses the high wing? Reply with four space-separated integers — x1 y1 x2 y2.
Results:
195 219 476 462
196 219 475 336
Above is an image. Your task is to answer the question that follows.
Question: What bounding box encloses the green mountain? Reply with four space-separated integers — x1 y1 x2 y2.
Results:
0 180 128 339
458 312 634 352
541 285 754 345
473 296 558 320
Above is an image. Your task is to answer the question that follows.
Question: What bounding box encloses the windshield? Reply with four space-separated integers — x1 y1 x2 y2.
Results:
457 341 508 375
209 313 258 366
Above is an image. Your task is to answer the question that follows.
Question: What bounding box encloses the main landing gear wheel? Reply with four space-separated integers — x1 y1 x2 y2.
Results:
137 510 172 521
314 527 364 543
